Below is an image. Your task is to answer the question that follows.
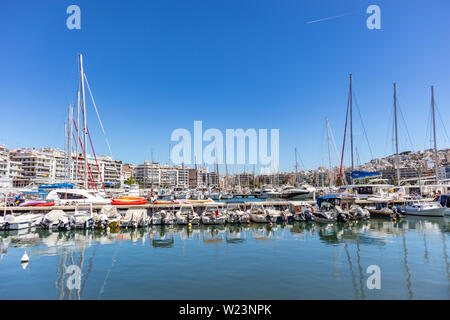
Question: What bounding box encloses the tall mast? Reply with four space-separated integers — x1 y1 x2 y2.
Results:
350 74 354 172
78 54 88 189
431 85 438 182
151 145 154 190
393 83 400 186
215 141 219 187
68 103 73 182
64 121 68 181
224 144 228 190
326 118 333 186
294 148 299 186
75 88 80 187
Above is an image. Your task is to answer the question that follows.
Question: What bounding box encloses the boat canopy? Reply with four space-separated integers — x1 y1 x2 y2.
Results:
350 171 382 179
38 183 74 190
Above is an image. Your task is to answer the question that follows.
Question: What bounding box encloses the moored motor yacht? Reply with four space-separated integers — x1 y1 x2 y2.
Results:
248 203 269 223
162 210 175 225
175 204 200 225
405 200 446 217
46 188 111 206
201 205 226 225
151 210 163 225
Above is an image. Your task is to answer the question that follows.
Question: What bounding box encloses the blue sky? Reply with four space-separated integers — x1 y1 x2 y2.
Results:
1 0 449 173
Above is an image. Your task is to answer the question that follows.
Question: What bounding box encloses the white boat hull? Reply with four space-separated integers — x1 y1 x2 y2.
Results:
406 207 446 217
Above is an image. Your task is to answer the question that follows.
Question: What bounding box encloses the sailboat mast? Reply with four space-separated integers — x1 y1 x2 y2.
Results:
78 54 88 189
350 74 354 172
393 83 400 186
68 103 73 182
151 145 154 190
75 88 80 187
431 85 438 182
294 148 299 186
64 121 68 181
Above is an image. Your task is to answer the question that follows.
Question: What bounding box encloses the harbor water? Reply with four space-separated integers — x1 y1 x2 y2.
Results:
0 217 448 300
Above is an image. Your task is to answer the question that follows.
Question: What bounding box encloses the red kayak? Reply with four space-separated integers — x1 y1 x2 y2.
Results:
111 196 147 206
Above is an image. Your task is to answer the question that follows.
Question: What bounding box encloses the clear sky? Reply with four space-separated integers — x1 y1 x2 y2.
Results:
1 0 449 173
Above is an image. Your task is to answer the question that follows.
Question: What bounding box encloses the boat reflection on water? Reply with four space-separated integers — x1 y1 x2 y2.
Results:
149 226 175 248
0 217 448 300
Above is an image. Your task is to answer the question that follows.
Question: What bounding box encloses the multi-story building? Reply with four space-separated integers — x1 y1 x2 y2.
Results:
188 168 198 188
122 163 135 181
177 167 189 188
10 148 53 186
8 147 122 188
196 167 209 187
0 146 22 188
134 161 160 188
160 164 178 188
234 173 254 188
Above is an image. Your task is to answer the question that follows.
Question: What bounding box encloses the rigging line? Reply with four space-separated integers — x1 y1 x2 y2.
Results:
396 98 414 151
338 91 351 186
83 74 113 157
73 120 97 190
87 126 106 193
384 103 393 156
353 92 374 160
424 104 432 150
434 102 450 145
328 121 340 167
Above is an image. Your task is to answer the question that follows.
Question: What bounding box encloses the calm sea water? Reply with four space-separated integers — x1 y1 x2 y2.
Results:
0 217 448 300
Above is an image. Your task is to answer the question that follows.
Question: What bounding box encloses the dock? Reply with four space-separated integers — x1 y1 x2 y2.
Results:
0 198 411 215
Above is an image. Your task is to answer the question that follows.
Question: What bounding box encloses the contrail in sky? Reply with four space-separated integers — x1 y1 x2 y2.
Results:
306 13 351 24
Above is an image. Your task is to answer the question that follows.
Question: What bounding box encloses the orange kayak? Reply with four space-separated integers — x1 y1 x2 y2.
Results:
111 196 147 206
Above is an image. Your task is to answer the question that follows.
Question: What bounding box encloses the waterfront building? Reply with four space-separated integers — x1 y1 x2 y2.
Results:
134 161 160 188
0 146 23 189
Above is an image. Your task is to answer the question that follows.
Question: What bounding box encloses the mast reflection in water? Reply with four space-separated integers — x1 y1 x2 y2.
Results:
0 218 448 300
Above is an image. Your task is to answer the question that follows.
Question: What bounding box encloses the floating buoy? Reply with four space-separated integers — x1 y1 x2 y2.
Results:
246 220 250 224
269 222 273 227
392 217 397 223
188 223 192 228
21 252 29 263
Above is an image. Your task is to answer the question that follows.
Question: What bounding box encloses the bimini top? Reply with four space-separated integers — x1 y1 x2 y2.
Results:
38 183 74 190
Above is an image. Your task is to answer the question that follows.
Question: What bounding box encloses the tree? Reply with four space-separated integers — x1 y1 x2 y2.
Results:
124 177 136 186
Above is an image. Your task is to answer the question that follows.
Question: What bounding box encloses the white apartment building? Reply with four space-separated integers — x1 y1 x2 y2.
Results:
8 147 122 188
0 146 23 188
